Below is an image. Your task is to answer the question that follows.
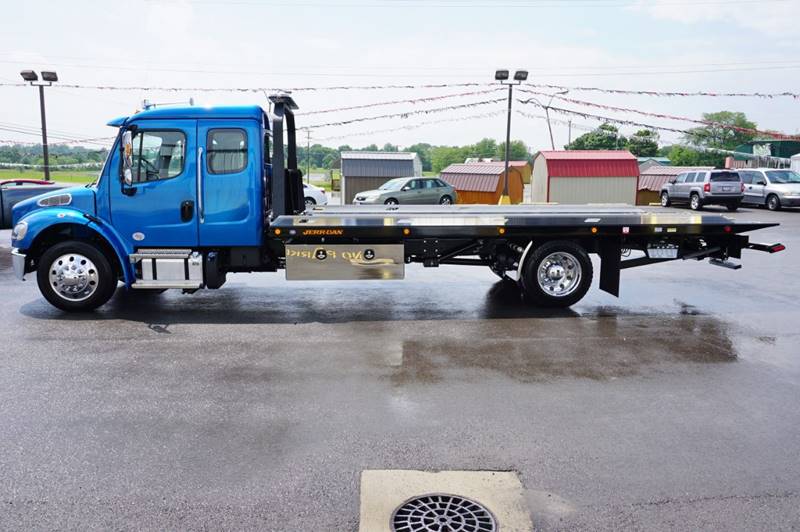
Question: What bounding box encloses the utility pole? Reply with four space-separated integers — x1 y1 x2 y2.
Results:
306 129 311 184
568 120 572 147
20 70 58 181
494 69 528 205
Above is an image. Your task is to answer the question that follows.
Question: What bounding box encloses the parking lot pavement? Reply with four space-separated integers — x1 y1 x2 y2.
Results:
1 206 800 530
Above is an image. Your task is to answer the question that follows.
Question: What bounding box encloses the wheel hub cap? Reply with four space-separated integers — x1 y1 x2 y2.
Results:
48 253 99 302
537 252 581 297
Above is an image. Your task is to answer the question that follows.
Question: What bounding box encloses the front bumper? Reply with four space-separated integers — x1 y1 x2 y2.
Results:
780 196 800 207
11 248 26 281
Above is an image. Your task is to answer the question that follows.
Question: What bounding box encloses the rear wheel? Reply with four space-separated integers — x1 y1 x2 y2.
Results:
520 240 593 307
660 192 671 207
690 193 702 211
439 195 453 205
767 194 781 211
304 197 316 209
37 240 117 311
385 198 399 205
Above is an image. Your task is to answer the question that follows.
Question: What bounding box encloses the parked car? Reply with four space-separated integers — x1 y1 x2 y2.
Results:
738 169 800 211
660 169 744 211
1 179 67 229
353 177 457 205
303 182 328 209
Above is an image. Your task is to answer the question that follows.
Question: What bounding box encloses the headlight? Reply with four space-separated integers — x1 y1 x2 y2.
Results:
11 221 28 241
37 193 72 207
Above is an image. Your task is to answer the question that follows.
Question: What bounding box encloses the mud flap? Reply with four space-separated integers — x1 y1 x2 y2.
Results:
599 238 621 297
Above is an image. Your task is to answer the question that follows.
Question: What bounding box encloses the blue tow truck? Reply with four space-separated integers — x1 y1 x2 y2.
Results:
9 95 785 311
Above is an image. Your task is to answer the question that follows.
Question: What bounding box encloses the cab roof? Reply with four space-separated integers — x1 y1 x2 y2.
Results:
107 105 265 126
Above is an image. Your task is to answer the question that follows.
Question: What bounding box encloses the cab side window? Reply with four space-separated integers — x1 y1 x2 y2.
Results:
207 129 248 174
131 130 186 183
675 174 687 183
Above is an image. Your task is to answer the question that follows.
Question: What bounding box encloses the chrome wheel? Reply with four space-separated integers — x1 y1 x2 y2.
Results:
661 192 669 207
48 253 99 302
690 194 700 210
304 197 316 209
537 251 582 297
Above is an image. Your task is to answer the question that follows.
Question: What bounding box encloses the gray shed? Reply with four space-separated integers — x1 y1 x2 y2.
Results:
341 151 422 204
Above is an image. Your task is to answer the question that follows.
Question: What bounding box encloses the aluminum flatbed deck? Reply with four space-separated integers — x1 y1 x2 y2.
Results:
271 204 776 240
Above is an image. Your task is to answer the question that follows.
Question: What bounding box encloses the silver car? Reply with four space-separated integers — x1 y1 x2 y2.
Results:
353 177 458 205
660 169 744 211
738 169 800 211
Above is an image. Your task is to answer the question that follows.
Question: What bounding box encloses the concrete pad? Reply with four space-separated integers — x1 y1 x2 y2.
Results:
359 470 533 532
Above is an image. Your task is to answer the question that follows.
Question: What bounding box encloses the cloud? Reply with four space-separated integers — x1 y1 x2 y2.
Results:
632 1 798 35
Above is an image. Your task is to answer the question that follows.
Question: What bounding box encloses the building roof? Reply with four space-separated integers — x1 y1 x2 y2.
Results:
638 166 714 191
441 162 507 175
341 151 418 161
537 150 639 178
637 157 671 164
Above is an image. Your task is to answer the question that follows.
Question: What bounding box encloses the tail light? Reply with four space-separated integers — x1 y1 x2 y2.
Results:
741 183 745 192
704 182 711 193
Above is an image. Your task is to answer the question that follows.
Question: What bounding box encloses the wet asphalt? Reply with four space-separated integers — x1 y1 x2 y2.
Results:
1 206 799 531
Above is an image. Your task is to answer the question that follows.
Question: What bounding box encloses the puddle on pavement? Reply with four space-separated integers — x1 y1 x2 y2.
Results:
387 313 736 384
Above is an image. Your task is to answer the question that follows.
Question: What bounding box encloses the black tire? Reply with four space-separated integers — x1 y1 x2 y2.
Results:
660 192 671 207
520 240 593 308
439 195 453 205
690 193 703 211
37 240 117 312
385 198 399 205
726 203 740 212
767 194 781 211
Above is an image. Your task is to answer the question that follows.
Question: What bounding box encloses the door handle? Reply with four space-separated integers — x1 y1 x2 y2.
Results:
197 146 205 224
181 200 195 222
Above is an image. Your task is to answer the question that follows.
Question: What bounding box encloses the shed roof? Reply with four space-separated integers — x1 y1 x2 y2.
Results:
341 151 418 161
441 162 506 175
638 166 714 191
537 150 639 178
440 174 500 193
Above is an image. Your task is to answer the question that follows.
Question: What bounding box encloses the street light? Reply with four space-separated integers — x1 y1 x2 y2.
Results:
19 69 58 181
495 69 527 205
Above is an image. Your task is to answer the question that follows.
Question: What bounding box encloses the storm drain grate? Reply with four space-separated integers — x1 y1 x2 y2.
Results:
391 493 497 532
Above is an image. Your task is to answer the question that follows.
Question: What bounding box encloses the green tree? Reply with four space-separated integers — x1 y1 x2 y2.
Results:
406 142 433 171
683 111 757 150
665 145 725 168
566 123 626 151
495 140 531 161
430 146 469 173
381 142 399 152
470 138 498 159
625 129 660 157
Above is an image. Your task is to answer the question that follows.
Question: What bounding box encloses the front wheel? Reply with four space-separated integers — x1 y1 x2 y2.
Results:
385 198 399 205
660 192 671 207
767 194 781 211
37 240 117 311
520 240 593 307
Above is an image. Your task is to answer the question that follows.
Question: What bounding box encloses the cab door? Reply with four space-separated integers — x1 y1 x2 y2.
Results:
109 120 198 249
197 120 262 246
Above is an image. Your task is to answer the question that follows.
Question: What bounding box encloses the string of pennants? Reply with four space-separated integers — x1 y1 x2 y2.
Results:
524 83 800 99
517 90 800 140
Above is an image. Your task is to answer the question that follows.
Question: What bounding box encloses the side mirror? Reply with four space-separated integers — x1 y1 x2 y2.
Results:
757 180 767 186
669 178 676 184
121 130 134 186
401 186 410 191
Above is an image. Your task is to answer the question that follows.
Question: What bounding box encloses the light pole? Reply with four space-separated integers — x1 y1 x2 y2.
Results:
495 69 527 205
20 70 58 181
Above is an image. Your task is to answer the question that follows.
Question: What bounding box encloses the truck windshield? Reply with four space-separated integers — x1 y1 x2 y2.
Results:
766 170 800 184
379 178 408 191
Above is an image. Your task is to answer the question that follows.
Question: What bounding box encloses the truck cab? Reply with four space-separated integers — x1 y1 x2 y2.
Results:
10 96 304 310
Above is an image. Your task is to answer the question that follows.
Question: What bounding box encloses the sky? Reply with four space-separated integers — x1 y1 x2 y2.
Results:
1 0 799 153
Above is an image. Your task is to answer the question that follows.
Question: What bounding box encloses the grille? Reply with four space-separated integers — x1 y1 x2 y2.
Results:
391 494 497 532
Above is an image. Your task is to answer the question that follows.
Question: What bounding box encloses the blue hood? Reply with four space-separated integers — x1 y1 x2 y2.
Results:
12 185 96 226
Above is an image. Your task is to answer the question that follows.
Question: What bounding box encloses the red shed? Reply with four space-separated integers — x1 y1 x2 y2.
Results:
532 150 640 204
